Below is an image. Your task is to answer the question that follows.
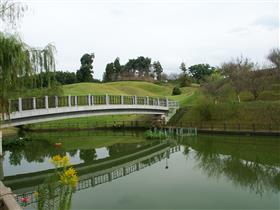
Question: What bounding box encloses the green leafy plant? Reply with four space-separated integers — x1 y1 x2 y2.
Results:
145 130 167 139
172 87 182 95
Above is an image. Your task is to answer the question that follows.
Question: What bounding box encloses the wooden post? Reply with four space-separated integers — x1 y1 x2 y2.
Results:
157 98 160 106
0 182 22 210
0 155 3 180
121 95 124 105
134 96 137 105
146 96 149 105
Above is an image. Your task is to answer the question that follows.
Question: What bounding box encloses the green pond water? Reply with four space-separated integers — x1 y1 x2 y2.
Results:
1 130 280 209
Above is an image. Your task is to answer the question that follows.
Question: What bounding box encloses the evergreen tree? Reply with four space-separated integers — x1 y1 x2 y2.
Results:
76 53 95 82
152 61 163 80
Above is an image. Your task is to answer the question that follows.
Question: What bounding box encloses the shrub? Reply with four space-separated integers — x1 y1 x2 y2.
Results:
145 130 167 139
172 87 182 95
194 97 215 121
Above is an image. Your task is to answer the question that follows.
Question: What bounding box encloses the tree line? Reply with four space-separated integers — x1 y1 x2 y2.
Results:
202 48 280 102
103 57 164 82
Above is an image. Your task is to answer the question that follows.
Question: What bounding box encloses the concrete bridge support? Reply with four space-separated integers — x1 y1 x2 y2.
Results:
151 114 166 127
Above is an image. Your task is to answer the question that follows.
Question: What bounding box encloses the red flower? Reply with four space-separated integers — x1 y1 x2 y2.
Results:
20 197 29 203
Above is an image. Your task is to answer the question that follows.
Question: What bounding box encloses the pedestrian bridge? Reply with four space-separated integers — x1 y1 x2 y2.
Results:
1 94 179 128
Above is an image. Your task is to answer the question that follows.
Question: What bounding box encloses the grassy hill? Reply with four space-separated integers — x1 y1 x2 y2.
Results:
62 81 198 106
25 81 197 129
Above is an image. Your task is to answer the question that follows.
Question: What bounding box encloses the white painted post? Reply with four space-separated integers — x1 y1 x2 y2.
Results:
146 96 149 105
134 95 137 105
88 94 91 106
68 95 72 107
32 97 36 109
157 98 160 106
165 97 169 107
91 95 94 105
55 96 58 108
121 95 124 105
18 97 22 112
75 96 78 106
0 130 2 157
45 96 49 109
106 94 109 105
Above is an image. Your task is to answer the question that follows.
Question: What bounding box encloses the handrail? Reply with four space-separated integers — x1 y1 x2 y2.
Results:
7 94 178 113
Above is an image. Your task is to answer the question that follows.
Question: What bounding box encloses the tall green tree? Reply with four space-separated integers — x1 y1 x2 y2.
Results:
152 61 163 80
180 62 187 74
103 62 115 82
189 64 215 82
76 53 95 82
179 62 191 87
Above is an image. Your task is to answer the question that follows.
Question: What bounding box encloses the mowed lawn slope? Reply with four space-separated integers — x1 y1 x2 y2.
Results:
63 81 198 106
63 81 172 97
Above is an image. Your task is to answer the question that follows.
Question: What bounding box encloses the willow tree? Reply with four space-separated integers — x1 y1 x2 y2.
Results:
0 0 27 28
0 33 56 116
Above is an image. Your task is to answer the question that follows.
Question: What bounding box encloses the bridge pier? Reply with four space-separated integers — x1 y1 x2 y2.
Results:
151 114 166 127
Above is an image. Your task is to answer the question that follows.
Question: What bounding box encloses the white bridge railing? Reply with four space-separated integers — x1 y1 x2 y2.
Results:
6 94 178 114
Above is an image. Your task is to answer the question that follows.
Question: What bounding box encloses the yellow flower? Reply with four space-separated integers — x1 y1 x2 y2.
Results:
60 173 78 187
60 167 78 187
64 167 77 177
34 191 39 199
50 155 70 167
69 174 78 187
61 156 70 167
51 155 62 162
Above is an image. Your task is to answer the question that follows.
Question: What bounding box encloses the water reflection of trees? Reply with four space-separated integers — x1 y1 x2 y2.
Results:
182 137 280 196
5 139 151 166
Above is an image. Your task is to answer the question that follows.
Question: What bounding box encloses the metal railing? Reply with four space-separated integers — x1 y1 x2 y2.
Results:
8 95 178 113
168 121 280 133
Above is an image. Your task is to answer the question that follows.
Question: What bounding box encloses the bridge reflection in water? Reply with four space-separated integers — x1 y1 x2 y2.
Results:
5 142 180 206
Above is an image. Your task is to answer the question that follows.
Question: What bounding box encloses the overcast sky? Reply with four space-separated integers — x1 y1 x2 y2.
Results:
9 0 280 79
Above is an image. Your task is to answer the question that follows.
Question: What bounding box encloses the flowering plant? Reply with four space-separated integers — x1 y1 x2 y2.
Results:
20 155 78 210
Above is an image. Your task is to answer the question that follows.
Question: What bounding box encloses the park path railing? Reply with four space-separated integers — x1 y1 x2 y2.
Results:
8 94 179 113
168 121 280 134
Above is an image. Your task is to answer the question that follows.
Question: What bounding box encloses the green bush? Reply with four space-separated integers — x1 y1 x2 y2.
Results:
145 130 167 139
172 87 182 95
194 97 215 121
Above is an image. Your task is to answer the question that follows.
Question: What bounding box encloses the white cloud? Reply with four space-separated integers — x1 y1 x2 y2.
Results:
13 0 279 79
